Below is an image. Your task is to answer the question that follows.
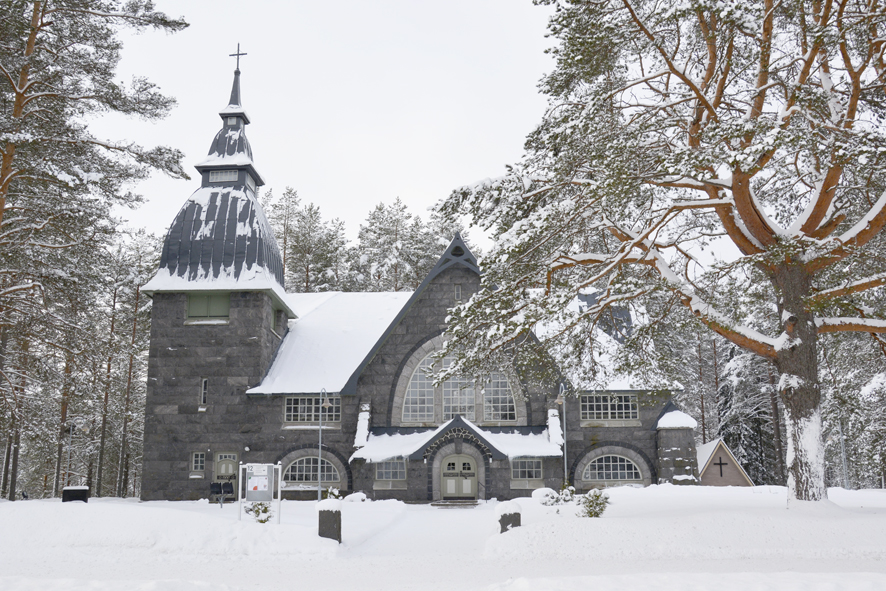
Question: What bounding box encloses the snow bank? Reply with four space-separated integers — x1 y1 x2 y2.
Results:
2 487 886 590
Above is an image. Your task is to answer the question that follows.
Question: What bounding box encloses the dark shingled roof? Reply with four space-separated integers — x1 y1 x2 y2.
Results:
156 186 284 286
150 68 284 289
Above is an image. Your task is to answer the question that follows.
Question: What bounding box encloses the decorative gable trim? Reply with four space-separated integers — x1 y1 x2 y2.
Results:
340 234 479 396
407 415 507 461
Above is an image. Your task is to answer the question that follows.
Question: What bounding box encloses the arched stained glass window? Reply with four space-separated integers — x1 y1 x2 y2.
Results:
283 457 340 483
582 455 642 481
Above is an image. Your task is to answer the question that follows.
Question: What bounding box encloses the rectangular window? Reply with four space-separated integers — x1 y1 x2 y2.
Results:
483 372 516 421
284 395 341 423
246 174 256 192
511 458 542 480
454 285 462 301
375 460 406 481
402 359 435 422
209 170 238 183
217 453 237 461
580 394 639 420
188 293 230 318
227 116 238 126
442 357 474 420
200 378 208 404
192 452 205 472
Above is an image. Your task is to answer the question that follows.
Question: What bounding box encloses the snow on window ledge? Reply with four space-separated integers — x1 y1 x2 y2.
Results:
184 319 230 326
189 473 205 479
281 424 340 430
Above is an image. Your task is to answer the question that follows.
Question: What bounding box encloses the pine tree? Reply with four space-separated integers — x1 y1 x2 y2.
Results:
0 2 185 499
439 0 886 500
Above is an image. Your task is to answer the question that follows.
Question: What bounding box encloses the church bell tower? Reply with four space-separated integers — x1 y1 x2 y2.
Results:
140 58 292 501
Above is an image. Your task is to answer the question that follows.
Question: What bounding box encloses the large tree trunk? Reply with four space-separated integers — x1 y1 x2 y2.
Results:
1 437 10 496
773 264 825 501
767 363 787 485
116 286 140 497
6 418 19 501
96 287 118 497
52 353 73 497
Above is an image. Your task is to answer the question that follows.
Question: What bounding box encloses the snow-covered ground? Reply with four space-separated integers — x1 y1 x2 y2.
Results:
2 485 885 591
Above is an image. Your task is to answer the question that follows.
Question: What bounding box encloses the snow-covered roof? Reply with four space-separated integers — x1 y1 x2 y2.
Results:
696 438 722 471
350 416 563 462
247 292 412 395
656 410 698 429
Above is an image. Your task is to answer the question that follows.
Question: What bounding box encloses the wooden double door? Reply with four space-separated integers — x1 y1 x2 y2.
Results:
442 454 477 499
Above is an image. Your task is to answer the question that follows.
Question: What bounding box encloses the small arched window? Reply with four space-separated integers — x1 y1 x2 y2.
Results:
283 457 340 483
582 455 642 481
401 354 515 424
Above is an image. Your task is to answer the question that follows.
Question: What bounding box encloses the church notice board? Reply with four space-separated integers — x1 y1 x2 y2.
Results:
245 463 274 501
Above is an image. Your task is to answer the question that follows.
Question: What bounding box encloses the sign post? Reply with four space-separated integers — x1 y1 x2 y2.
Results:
238 462 282 524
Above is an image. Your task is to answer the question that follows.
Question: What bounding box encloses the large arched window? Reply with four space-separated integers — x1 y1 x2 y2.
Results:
401 354 515 424
283 457 340 484
582 455 642 482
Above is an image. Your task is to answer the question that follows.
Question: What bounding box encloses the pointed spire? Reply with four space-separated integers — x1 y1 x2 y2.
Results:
228 68 242 108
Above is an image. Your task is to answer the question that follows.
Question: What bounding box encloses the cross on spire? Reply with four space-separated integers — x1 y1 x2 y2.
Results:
229 43 247 71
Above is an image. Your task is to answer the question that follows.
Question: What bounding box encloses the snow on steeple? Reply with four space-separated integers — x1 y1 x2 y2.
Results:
143 59 285 297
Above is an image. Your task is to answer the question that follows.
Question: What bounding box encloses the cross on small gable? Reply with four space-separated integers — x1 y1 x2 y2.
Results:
714 456 728 477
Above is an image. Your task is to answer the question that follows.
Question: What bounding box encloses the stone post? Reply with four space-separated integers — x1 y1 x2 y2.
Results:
656 410 700 485
496 500 521 533
317 498 342 543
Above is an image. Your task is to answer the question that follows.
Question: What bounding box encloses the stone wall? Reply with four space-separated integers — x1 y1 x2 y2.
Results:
141 291 290 500
564 391 670 490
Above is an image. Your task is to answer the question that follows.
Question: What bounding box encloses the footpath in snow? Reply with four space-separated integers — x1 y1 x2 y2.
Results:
1 485 885 591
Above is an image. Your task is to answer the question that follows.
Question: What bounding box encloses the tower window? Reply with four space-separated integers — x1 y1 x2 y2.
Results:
209 170 238 183
454 285 462 301
245 174 256 192
227 116 238 125
188 293 230 319
200 378 208 404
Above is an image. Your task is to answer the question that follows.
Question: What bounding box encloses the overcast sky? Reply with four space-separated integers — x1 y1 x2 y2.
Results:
93 0 555 246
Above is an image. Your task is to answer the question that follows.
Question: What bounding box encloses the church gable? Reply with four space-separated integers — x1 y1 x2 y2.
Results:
697 438 754 487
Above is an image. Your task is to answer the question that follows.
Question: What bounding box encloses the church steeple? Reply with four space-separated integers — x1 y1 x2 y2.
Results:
143 56 286 296
194 65 263 188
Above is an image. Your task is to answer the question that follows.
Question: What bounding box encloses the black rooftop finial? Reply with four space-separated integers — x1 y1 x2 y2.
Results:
229 43 247 72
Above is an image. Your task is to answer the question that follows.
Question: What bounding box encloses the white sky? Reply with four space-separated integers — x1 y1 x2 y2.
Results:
94 0 554 245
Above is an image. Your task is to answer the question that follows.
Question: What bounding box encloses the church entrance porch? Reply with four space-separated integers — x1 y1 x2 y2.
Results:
441 454 477 500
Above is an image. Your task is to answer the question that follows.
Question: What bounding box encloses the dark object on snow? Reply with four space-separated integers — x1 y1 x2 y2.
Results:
318 506 341 543
62 486 89 503
209 482 223 507
20 491 28 500
499 511 521 533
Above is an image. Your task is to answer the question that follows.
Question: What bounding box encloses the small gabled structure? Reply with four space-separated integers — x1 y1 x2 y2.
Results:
696 438 754 487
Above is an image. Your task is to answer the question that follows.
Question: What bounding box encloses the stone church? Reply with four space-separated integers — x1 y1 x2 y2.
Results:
140 67 700 502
